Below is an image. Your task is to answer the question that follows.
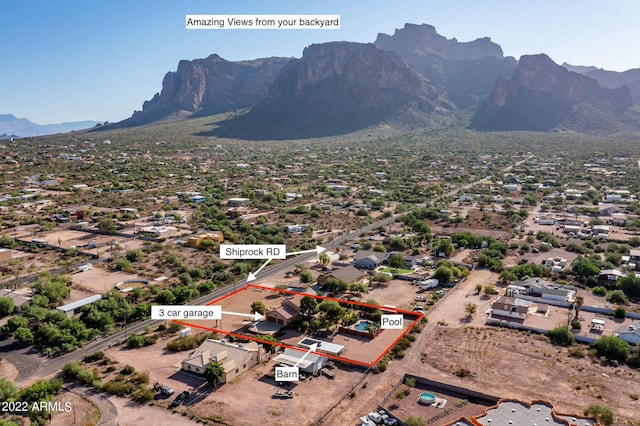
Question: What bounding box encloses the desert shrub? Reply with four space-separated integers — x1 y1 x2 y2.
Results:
127 334 144 349
613 307 626 319
120 365 135 375
606 290 628 305
132 386 155 402
166 333 207 352
548 326 574 346
568 346 585 358
103 380 137 396
584 404 615 426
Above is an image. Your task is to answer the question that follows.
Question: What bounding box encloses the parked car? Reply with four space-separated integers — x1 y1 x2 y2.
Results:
168 391 190 409
153 382 175 396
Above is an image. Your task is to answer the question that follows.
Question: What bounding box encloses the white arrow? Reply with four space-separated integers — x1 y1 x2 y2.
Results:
293 343 318 368
221 310 264 321
247 258 272 282
286 246 326 257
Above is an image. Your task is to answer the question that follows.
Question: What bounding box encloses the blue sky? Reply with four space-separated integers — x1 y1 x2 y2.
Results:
2 0 639 123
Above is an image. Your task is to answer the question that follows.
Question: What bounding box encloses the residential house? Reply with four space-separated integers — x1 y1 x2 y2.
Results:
597 269 625 286
614 321 640 345
286 224 308 234
181 339 265 382
353 250 387 270
185 232 224 248
138 226 176 237
265 298 301 326
227 198 251 207
490 296 530 320
317 265 366 286
629 249 640 270
273 348 327 375
0 289 31 312
517 277 576 303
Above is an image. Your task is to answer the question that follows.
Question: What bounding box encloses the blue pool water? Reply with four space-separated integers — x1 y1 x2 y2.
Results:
355 320 373 331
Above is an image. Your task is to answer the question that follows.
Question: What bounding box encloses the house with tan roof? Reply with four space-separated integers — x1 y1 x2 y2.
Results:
265 298 301 326
181 338 265 382
317 265 366 286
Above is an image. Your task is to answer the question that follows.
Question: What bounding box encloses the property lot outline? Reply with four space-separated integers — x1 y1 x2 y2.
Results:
172 284 423 367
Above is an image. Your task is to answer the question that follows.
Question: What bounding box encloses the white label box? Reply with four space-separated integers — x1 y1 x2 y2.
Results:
151 305 221 320
275 366 299 381
220 244 286 259
381 314 403 329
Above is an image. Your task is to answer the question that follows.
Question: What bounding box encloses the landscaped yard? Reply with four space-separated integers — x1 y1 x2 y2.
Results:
380 267 414 275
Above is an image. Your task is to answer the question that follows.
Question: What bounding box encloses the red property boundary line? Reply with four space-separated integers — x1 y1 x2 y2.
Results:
172 284 423 368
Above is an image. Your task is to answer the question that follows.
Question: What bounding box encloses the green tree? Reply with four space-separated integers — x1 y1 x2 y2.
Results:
300 296 318 317
499 270 517 284
613 307 626 319
14 327 35 346
0 297 14 315
389 237 405 250
571 256 601 280
125 249 144 262
435 238 454 257
250 301 266 315
432 265 453 284
592 336 630 362
97 217 117 234
318 300 343 322
617 272 640 299
606 289 628 305
127 334 144 349
204 361 225 386
155 289 175 304
388 254 405 270
584 404 615 426
33 276 70 306
0 378 17 401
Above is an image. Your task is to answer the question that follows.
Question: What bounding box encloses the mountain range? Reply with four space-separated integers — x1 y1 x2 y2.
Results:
0 114 102 138
101 23 639 139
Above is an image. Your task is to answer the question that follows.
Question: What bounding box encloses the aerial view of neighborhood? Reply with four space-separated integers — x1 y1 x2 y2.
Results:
1 2 640 426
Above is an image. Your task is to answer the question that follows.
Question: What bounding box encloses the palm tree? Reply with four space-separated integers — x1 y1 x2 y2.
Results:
573 293 584 321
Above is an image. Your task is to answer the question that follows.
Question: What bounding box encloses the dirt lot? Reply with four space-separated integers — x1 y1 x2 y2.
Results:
318 263 640 426
180 286 416 366
50 391 100 426
0 358 19 381
104 340 198 399
100 329 366 426
190 360 365 426
71 266 149 294
421 326 640 424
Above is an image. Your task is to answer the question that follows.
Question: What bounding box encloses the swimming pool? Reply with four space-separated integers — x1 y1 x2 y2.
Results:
354 320 374 332
418 392 436 405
